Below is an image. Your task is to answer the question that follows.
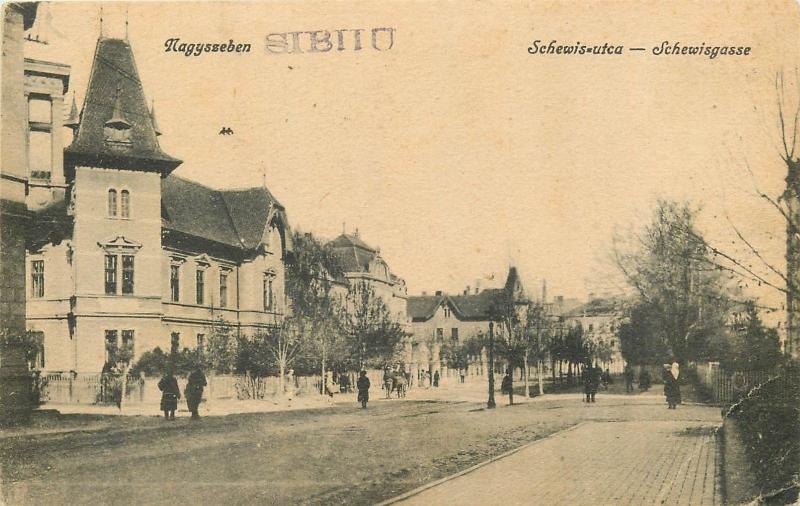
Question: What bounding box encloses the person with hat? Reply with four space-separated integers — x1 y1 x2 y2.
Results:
357 370 371 409
158 369 181 420
185 366 207 419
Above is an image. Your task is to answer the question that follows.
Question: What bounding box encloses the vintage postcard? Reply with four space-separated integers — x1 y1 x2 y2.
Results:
1 1 799 505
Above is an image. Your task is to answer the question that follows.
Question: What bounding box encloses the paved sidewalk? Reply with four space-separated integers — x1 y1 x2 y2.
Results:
394 419 722 506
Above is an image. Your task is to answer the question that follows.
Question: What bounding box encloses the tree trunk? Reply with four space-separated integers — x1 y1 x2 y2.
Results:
523 355 530 398
537 360 544 396
279 361 286 395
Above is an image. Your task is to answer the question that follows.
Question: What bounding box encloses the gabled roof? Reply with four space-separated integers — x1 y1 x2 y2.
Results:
407 295 446 321
161 176 290 255
64 38 181 175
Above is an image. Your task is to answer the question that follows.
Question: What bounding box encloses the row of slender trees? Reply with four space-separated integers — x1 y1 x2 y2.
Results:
129 230 409 395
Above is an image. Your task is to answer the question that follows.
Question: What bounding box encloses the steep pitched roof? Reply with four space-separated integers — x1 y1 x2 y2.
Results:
64 38 181 175
408 288 507 322
329 233 378 272
407 295 446 321
161 176 290 254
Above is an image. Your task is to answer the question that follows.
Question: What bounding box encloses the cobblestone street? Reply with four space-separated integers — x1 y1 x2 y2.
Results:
394 409 721 505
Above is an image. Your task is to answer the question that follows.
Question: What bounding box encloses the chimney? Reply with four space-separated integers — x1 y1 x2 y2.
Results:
435 290 443 296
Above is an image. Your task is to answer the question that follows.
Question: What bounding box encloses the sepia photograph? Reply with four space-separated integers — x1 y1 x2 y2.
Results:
0 1 799 504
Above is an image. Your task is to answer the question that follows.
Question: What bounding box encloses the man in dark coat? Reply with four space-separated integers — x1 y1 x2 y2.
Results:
433 370 440 388
501 369 513 405
357 370 370 409
185 367 207 419
158 370 180 420
584 364 599 403
624 364 635 393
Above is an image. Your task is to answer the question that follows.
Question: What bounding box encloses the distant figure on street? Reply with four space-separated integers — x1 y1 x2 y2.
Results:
433 370 440 388
339 373 351 393
383 369 393 399
357 370 371 409
584 364 599 403
459 369 466 384
185 367 207 419
624 364 635 393
501 369 514 405
638 368 652 391
158 370 180 420
663 360 681 409
428 369 433 388
419 369 427 388
601 368 612 390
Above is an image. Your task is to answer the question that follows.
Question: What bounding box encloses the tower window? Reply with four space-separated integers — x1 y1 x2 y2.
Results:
122 255 134 294
28 97 52 180
263 275 274 311
107 189 118 218
170 265 180 302
219 271 228 308
31 260 44 298
104 254 118 294
195 269 205 305
120 190 130 218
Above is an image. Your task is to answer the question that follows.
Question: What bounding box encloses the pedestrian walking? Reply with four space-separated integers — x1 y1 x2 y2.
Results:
624 364 635 393
638 368 651 391
663 361 681 409
459 369 466 384
584 363 600 403
185 366 207 419
158 370 180 420
501 369 513 405
357 370 370 409
383 368 393 399
433 370 440 388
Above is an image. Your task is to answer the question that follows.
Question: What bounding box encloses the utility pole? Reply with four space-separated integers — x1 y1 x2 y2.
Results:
487 321 496 409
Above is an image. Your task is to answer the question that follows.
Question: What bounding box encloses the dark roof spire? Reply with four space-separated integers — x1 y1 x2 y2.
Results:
65 37 181 176
64 92 79 130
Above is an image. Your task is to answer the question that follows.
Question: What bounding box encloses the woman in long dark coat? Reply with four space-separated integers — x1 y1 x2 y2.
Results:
158 371 181 420
356 370 370 409
185 367 207 419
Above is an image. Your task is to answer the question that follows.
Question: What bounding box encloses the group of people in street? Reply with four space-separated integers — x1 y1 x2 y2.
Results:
157 367 207 420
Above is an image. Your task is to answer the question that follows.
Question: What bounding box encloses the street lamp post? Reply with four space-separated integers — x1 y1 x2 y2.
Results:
487 321 496 409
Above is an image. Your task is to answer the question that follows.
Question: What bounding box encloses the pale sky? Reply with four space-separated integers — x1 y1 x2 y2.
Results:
25 1 800 304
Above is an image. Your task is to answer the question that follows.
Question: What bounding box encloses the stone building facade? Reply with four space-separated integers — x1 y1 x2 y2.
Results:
1 2 40 423
24 36 291 374
328 231 408 323
406 267 527 378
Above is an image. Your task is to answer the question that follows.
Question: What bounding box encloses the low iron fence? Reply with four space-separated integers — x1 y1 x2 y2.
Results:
35 372 324 405
693 362 793 406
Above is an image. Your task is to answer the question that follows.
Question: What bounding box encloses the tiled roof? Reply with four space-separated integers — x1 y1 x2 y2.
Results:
407 295 446 321
161 176 289 253
64 38 181 174
407 288 506 322
329 233 378 273
562 296 629 318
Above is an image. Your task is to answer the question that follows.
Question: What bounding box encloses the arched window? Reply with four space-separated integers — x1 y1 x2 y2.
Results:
107 189 118 217
120 190 130 218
